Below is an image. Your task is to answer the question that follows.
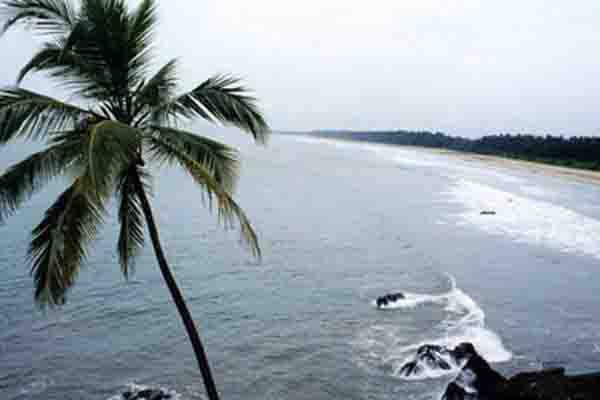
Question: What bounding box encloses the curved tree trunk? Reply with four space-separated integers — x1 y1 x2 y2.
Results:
134 178 221 400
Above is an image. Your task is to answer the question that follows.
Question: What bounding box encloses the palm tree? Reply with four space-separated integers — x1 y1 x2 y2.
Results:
0 1 269 399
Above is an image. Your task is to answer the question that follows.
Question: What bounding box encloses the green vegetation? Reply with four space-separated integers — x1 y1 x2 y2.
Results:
311 130 600 171
0 1 269 399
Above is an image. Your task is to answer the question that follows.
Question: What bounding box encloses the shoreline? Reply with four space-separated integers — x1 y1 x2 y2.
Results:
288 132 600 185
400 145 600 184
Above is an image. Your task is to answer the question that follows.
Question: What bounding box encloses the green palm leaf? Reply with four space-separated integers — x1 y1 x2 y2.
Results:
0 87 95 144
29 120 141 306
133 58 178 120
17 41 114 100
2 1 268 395
1 0 76 35
146 134 260 258
0 132 84 224
127 0 157 84
78 0 143 96
83 120 140 195
150 125 239 192
152 75 269 143
116 164 148 278
29 178 105 306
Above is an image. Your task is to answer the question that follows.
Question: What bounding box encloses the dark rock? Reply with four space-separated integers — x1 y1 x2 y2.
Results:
150 390 170 400
135 389 155 400
441 353 506 400
452 342 477 363
399 360 423 377
440 351 600 400
389 292 405 301
376 297 388 307
443 382 478 400
376 292 405 307
466 354 507 390
416 344 452 366
400 341 600 399
126 388 171 400
399 344 454 378
490 369 600 400
399 342 479 379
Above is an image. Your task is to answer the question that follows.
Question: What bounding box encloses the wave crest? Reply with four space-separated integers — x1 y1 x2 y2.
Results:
356 275 511 381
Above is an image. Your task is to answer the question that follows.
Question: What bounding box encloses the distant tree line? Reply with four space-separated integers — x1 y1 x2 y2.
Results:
310 130 600 170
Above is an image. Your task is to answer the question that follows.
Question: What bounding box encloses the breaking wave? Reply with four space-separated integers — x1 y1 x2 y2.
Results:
356 276 511 381
445 179 600 260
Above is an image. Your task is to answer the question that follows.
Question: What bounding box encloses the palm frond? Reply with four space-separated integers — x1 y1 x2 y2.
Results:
0 131 84 224
127 0 157 84
116 163 149 278
0 0 76 36
16 41 113 100
78 0 144 97
146 134 260 258
150 125 239 192
17 42 66 83
133 58 177 120
28 119 141 306
83 120 141 197
28 178 105 307
0 87 94 144
151 75 269 143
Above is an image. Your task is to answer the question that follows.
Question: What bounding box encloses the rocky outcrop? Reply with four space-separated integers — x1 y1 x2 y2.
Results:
441 353 506 400
399 342 600 399
400 345 453 377
376 292 405 307
490 369 600 400
399 342 476 379
122 388 172 400
438 345 600 400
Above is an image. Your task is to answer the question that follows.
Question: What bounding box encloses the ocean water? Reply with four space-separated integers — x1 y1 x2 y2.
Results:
1 132 600 400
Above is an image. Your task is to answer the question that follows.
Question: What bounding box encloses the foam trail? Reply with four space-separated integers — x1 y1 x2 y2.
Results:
372 292 444 309
358 275 511 381
393 284 511 365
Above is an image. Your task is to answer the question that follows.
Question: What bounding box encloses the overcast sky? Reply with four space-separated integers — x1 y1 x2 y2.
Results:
2 0 600 137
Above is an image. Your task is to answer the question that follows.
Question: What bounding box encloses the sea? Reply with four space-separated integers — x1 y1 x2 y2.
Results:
1 130 599 400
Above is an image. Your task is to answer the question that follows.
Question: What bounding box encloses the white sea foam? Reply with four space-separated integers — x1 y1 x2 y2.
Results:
445 179 600 260
394 280 511 364
372 292 444 309
299 136 600 260
357 276 511 381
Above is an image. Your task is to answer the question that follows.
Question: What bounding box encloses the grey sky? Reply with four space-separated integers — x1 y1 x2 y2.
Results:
2 0 600 137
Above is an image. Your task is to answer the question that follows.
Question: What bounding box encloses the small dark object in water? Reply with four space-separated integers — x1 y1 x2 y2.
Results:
125 388 172 400
376 292 405 307
480 210 496 215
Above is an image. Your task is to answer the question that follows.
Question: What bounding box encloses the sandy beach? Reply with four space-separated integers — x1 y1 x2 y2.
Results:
398 145 600 185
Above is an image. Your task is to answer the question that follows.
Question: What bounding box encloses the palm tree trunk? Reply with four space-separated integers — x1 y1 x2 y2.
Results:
134 178 221 400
